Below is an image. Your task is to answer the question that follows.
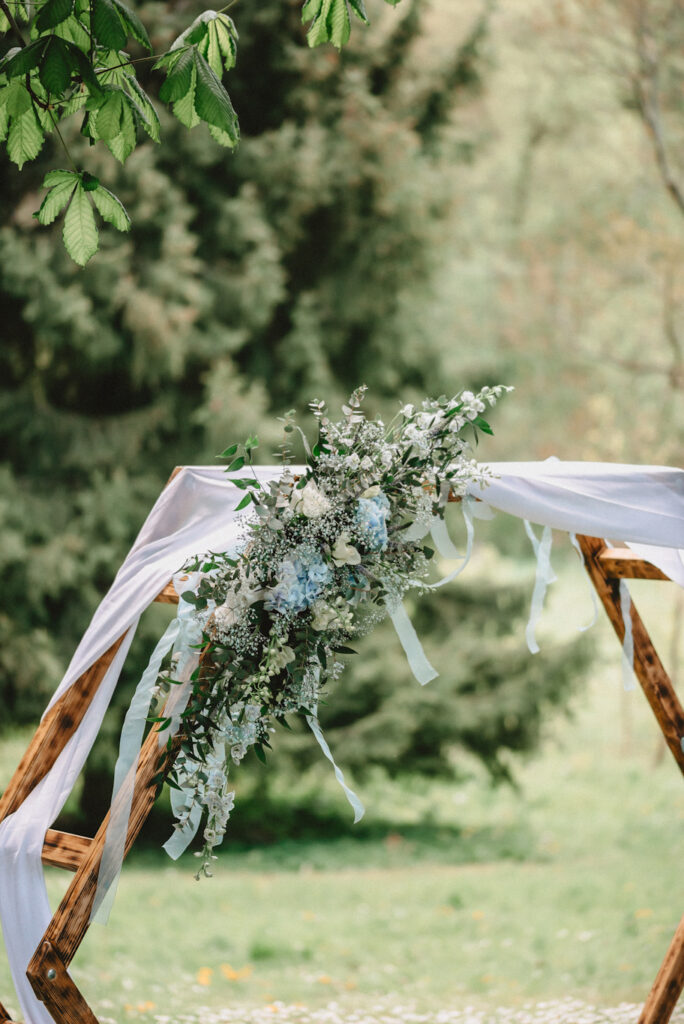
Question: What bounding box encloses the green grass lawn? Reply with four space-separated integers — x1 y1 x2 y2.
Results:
1 554 683 1021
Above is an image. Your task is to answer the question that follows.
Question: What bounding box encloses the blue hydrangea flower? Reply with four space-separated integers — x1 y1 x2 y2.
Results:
267 552 332 614
355 491 390 551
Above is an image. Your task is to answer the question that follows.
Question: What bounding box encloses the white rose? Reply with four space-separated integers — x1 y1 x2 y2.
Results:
332 531 361 567
360 485 381 498
213 583 263 630
292 479 331 518
270 644 295 671
310 600 339 631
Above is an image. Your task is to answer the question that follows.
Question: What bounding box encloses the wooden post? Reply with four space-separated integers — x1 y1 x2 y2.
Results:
577 536 684 1023
577 536 684 776
0 636 126 827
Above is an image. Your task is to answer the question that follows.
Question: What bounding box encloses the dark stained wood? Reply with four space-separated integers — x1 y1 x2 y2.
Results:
578 535 684 1024
577 535 684 778
41 831 92 873
38 717 183 968
599 547 670 581
0 995 15 1022
0 636 126 826
1 466 189 1023
638 915 684 1024
27 942 98 1024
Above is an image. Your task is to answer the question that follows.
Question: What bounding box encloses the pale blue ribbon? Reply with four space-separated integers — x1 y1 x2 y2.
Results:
306 712 365 822
385 497 484 685
159 642 203 859
427 496 478 590
91 573 204 923
524 521 557 654
430 516 461 560
386 600 439 685
91 615 181 923
619 579 636 691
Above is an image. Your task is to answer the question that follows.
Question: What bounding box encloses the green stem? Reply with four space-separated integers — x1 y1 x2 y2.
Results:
48 109 79 173
94 51 166 75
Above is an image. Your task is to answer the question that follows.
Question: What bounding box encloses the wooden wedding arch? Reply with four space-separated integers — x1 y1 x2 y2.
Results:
0 473 683 1024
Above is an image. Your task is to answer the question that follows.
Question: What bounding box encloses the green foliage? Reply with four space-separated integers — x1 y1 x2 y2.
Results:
0 0 580 838
0 0 405 262
34 168 130 262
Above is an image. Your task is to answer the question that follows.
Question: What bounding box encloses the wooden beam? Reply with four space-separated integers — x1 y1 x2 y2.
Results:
154 581 179 604
639 914 684 1024
599 547 670 581
577 535 684 778
41 831 92 873
0 636 126 826
27 942 97 1024
0 997 15 1023
36 721 183 968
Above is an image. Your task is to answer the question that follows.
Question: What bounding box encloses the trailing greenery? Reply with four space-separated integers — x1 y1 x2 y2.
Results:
0 0 403 262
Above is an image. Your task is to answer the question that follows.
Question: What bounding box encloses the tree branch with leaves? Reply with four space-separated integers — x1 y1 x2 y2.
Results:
0 0 402 263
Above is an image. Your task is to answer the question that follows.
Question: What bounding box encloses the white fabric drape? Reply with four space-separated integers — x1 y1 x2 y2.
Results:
1 460 682 1023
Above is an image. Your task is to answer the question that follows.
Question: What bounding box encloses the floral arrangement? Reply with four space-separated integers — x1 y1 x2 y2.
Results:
156 385 511 877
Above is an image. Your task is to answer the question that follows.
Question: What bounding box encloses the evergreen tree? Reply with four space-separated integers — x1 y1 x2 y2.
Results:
0 1 593 830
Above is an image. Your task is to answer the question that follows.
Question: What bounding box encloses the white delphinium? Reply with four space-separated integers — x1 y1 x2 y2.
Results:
447 457 492 496
459 390 486 420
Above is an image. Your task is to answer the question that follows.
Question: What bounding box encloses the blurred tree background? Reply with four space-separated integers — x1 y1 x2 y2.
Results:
2 0 682 836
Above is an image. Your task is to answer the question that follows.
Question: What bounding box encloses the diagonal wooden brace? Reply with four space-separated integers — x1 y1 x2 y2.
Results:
577 535 684 1024
577 535 684 776
27 942 98 1024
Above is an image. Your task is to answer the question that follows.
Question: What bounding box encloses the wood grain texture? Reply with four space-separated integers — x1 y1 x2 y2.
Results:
0 635 126 826
639 915 684 1024
39 720 183 967
599 547 670 581
577 535 684 776
578 535 684 1024
0 995 15 1022
27 942 98 1024
41 831 93 873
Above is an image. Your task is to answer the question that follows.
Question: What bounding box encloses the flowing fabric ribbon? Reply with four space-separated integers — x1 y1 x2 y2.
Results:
91 574 204 922
619 579 636 691
386 497 488 685
427 496 479 590
568 533 599 633
159 646 203 859
386 600 438 685
306 712 365 822
524 521 557 654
